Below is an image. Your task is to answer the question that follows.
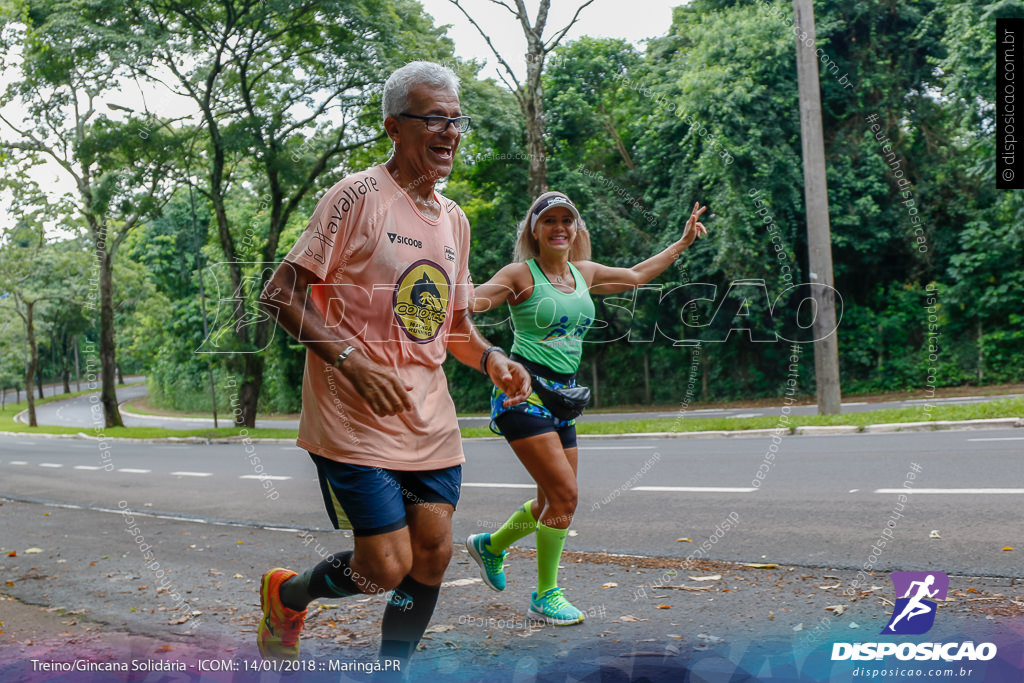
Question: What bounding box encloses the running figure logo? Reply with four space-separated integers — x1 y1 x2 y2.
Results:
881 571 948 635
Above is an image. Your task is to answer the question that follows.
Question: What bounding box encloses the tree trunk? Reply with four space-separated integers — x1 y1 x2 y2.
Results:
117 363 124 385
523 42 548 197
643 352 651 405
236 353 264 428
976 319 984 383
99 248 124 427
25 301 38 427
38 375 44 399
63 336 72 394
590 357 599 409
74 335 81 391
701 349 709 399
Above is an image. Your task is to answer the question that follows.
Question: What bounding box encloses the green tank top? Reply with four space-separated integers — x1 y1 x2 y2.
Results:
509 259 596 375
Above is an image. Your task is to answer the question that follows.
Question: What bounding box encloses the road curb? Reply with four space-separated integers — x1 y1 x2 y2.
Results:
861 417 1021 433
794 425 861 435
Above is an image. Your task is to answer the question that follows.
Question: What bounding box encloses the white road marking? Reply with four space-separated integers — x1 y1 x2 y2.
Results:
117 468 151 474
74 466 103 470
39 463 63 468
10 461 27 465
240 474 291 481
171 471 213 477
874 488 1024 495
631 486 759 493
17 441 36 446
968 437 1024 442
841 402 869 406
462 483 535 489
729 413 763 419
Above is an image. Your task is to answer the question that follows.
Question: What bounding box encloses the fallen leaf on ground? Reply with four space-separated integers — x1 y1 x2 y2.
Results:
688 574 721 582
744 563 777 569
154 645 172 653
825 605 848 615
6 552 15 557
168 616 192 625
1003 546 1015 551
618 615 648 623
24 548 43 554
652 584 712 591
601 582 618 588
793 623 804 632
819 583 841 590
425 624 455 633
929 530 942 539
677 538 691 543
656 604 671 609
233 574 244 579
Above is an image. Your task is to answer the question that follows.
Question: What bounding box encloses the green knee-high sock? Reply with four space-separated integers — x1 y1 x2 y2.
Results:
486 499 538 553
535 523 569 595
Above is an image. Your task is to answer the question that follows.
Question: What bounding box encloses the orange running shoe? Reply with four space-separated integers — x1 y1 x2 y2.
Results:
257 568 307 660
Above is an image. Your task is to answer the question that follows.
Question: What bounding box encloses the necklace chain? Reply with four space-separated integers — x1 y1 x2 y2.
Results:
538 260 570 284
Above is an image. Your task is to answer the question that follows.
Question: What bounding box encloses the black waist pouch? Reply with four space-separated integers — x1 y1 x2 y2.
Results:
529 374 591 421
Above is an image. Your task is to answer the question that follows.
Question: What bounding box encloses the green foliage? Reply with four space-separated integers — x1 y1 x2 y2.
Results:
2 0 1021 418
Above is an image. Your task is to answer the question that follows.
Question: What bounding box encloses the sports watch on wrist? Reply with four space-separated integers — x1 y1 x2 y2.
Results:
332 345 357 370
480 345 506 375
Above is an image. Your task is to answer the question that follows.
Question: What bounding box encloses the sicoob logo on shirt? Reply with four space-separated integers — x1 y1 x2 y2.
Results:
393 260 450 342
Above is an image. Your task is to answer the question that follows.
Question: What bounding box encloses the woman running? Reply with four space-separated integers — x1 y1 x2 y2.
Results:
467 191 707 624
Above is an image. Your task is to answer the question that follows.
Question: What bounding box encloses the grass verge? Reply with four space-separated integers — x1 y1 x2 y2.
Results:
3 394 1020 441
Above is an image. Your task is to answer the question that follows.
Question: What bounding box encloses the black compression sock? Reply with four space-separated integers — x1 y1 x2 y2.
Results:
379 576 440 664
280 551 361 611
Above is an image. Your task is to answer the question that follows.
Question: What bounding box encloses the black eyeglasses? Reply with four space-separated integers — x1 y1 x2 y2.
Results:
399 113 471 133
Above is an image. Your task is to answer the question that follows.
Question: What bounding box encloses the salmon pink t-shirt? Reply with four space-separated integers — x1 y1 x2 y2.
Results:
282 164 471 470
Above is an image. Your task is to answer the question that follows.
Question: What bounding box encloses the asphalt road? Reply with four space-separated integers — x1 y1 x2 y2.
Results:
23 381 1024 431
2 429 1022 577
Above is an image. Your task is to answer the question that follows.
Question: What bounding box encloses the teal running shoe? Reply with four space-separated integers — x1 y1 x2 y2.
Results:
466 533 507 591
528 587 584 625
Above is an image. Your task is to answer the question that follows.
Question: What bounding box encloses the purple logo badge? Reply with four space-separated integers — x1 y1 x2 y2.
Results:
881 571 948 635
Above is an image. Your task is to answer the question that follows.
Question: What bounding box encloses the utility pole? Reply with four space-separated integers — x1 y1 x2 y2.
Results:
190 182 218 428
793 0 841 414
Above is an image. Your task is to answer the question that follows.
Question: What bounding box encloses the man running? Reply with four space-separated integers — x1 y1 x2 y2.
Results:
256 61 531 669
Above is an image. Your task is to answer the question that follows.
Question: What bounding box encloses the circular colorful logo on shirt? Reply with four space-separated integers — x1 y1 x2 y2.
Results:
393 260 451 342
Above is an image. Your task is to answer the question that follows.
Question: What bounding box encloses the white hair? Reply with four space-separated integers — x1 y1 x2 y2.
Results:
382 61 460 124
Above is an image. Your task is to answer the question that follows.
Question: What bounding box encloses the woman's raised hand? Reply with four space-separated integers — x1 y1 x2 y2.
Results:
680 201 708 249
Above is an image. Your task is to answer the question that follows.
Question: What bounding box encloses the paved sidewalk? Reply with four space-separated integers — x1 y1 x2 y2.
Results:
1 499 1022 681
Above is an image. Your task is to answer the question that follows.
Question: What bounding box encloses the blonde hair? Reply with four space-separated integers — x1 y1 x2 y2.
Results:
512 195 593 263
